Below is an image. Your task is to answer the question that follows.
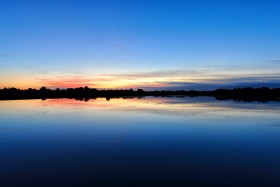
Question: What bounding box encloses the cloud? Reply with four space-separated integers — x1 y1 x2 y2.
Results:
39 76 96 88
0 54 12 58
210 74 280 83
268 60 280 63
150 76 280 91
106 70 201 79
141 82 220 91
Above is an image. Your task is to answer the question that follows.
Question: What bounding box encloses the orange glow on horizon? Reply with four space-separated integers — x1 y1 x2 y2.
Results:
1 68 279 90
0 76 174 90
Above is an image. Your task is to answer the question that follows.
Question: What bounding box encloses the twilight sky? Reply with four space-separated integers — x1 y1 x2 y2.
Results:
1 0 280 90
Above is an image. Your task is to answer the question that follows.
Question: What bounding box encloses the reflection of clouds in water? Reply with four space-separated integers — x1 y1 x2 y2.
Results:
1 97 279 121
36 97 280 121
269 124 280 127
145 97 280 110
111 103 213 118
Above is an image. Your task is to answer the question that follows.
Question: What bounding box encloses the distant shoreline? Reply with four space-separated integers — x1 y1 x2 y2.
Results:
1 87 280 102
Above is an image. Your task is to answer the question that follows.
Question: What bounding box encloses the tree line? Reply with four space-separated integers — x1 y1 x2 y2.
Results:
0 86 280 102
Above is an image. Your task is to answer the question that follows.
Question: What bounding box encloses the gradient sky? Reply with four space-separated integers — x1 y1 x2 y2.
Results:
1 0 280 90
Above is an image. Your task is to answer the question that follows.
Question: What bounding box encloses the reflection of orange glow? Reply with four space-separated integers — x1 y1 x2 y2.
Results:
33 97 280 117
0 98 279 121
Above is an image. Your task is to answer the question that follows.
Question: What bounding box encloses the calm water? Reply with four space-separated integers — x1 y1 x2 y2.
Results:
0 97 280 187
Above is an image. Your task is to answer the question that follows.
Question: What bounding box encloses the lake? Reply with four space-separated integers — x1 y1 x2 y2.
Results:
0 97 280 187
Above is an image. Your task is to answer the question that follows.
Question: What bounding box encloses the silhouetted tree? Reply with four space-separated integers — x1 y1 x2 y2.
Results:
0 86 279 102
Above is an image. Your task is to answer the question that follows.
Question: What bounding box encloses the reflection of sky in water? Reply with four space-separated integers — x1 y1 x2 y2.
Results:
0 98 280 186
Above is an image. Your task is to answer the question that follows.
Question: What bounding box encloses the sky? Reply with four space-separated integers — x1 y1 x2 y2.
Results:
1 0 280 90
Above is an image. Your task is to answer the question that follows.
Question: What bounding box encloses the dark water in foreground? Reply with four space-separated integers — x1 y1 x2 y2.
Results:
0 97 280 187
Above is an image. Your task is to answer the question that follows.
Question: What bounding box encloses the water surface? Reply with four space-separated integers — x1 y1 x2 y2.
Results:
0 97 280 187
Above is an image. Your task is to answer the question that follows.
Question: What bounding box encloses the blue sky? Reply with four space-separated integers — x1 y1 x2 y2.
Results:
1 0 280 89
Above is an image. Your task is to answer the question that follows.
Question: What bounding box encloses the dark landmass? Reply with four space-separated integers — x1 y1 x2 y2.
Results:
0 87 280 102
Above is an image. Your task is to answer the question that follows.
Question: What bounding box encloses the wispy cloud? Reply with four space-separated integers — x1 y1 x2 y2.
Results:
39 76 96 88
212 75 280 83
269 60 280 63
149 75 280 90
0 54 12 58
110 70 200 78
